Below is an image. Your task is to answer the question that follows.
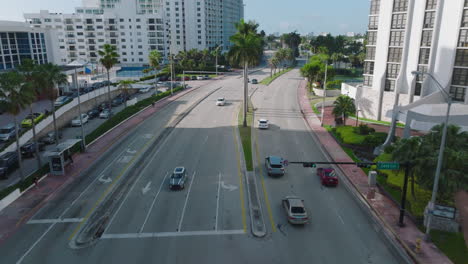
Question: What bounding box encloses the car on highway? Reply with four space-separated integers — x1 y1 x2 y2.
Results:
99 109 112 119
216 97 225 106
317 167 339 186
252 79 258 84
71 113 89 127
169 167 188 189
87 108 100 119
282 196 308 225
265 156 285 177
0 123 18 142
0 152 19 179
54 96 72 107
21 112 45 128
258 119 269 129
39 131 62 145
20 141 45 158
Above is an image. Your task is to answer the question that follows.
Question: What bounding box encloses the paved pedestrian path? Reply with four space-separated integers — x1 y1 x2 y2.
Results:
0 86 198 245
297 81 452 264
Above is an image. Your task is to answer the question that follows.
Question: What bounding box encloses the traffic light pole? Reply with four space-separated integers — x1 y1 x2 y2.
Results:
399 162 411 227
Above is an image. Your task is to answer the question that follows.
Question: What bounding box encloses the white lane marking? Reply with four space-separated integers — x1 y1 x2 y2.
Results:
126 149 137 154
215 172 221 231
220 181 238 192
141 181 152 195
177 171 197 232
337 213 345 225
143 134 153 139
16 223 55 264
27 218 84 224
101 229 245 239
139 172 169 233
98 174 112 184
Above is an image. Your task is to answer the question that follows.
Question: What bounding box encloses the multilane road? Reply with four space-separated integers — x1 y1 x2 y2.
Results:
0 68 401 264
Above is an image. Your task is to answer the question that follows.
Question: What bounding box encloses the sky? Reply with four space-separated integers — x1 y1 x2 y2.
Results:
0 0 370 35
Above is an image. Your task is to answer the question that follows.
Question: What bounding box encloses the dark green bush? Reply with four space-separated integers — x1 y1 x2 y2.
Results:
362 132 387 147
354 124 375 135
384 143 396 154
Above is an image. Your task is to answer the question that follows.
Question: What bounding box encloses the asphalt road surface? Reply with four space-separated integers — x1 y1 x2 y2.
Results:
0 69 401 264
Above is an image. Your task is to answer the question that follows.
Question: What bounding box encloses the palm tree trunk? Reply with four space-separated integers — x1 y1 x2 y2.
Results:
107 70 112 116
51 100 59 145
243 62 248 127
14 116 24 181
30 105 41 169
410 170 416 199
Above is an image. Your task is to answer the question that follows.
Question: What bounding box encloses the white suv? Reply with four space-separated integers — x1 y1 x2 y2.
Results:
258 119 269 129
216 98 225 106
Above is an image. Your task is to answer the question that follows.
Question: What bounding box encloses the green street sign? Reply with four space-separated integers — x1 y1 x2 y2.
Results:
377 162 400 170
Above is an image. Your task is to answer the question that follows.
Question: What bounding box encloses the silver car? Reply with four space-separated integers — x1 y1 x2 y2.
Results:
169 167 187 189
282 196 309 225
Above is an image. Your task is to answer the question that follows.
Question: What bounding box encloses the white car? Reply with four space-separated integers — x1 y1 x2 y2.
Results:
282 196 308 225
139 87 151 93
258 119 269 129
197 75 204 80
99 109 111 119
216 98 225 106
71 113 89 126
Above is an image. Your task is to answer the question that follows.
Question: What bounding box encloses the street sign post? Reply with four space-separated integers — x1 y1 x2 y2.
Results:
377 162 400 170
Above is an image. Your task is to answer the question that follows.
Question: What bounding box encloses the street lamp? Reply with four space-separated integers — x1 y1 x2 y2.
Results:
411 70 452 241
68 59 88 151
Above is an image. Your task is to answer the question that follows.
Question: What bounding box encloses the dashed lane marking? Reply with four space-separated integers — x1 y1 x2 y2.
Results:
101 229 245 239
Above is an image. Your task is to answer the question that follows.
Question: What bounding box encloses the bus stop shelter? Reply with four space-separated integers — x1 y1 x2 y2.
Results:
44 139 82 175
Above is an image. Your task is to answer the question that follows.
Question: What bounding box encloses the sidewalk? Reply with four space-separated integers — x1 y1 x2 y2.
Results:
0 86 198 245
297 81 452 264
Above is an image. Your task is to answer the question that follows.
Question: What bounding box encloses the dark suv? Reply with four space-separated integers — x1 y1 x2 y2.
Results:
20 141 45 158
265 156 285 177
0 152 19 179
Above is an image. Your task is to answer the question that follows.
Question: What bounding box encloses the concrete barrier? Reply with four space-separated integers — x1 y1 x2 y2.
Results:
0 189 20 211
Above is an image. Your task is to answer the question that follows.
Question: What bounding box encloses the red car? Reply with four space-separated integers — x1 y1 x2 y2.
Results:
317 168 338 186
184 76 190 81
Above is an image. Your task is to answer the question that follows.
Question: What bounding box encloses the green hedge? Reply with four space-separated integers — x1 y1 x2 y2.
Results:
0 164 50 200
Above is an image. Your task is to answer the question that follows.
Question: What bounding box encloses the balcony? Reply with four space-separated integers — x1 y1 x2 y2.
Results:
86 33 96 38
106 26 117 31
85 27 95 31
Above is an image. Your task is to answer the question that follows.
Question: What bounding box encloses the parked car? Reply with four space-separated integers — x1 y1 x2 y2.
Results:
71 113 89 127
54 96 71 107
139 87 151 93
87 108 100 119
265 156 285 177
99 109 112 119
204 75 210 80
111 96 125 106
258 119 269 129
175 77 182 81
98 102 111 112
101 80 112 86
39 131 63 145
21 113 45 128
20 141 45 158
216 97 225 106
91 82 102 89
184 76 191 81
191 76 197 80
252 79 258 84
169 167 188 189
0 152 19 179
0 123 18 142
197 75 204 80
282 196 308 225
159 75 169 81
317 167 339 186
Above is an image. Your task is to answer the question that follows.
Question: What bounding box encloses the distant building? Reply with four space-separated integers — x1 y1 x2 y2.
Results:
319 32 329 37
346 32 355 37
0 20 53 71
342 0 468 134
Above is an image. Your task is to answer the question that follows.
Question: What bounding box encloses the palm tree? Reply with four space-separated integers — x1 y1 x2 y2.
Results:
17 59 42 169
271 56 280 75
0 71 35 180
391 137 423 198
228 20 262 127
148 50 162 89
332 95 356 125
118 80 133 107
275 49 286 72
35 63 68 145
98 44 119 115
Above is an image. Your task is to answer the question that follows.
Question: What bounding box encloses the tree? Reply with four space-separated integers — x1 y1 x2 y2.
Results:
300 61 321 88
98 44 119 115
391 137 424 198
35 63 68 145
332 95 356 125
118 80 133 107
281 31 301 57
0 71 35 180
228 19 263 127
148 50 162 88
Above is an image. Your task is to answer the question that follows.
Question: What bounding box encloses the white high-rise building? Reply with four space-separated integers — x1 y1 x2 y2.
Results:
24 0 243 66
343 0 468 134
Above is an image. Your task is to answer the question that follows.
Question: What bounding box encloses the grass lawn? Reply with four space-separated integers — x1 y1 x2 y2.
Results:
430 230 468 264
308 93 337 116
260 68 293 85
334 75 363 82
238 101 254 171
335 126 367 145
349 115 405 128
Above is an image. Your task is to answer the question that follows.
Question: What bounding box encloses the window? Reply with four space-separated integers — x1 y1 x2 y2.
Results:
385 80 396 91
386 63 400 78
455 49 468 67
367 31 377 45
426 0 437 10
452 68 468 86
414 83 422 96
370 0 380 15
419 48 431 64
421 30 433 47
458 29 468 47
364 61 374 74
416 65 428 82
423 11 436 28
393 0 408 12
391 14 407 29
461 9 468 28
366 47 376 60
450 86 466 101
389 31 405 46
364 76 373 87
388 48 402 62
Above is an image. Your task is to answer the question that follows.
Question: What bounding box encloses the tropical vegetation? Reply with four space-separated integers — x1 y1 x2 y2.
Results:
98 44 119 114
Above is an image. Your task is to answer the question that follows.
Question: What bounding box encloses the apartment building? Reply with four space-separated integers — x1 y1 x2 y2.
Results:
24 0 244 66
0 21 51 71
343 0 468 133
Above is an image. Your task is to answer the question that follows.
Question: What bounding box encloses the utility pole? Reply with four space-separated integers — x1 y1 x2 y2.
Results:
321 61 328 126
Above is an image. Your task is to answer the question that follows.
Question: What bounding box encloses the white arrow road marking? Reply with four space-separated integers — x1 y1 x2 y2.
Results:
98 174 112 184
118 156 133 163
220 181 237 192
127 149 137 154
142 181 152 195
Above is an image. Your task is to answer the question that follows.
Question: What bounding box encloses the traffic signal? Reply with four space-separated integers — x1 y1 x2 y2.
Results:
303 162 316 168
357 163 372 168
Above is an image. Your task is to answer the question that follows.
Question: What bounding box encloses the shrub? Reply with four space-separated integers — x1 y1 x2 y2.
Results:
354 124 375 135
362 132 387 147
327 80 343 89
384 143 396 154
